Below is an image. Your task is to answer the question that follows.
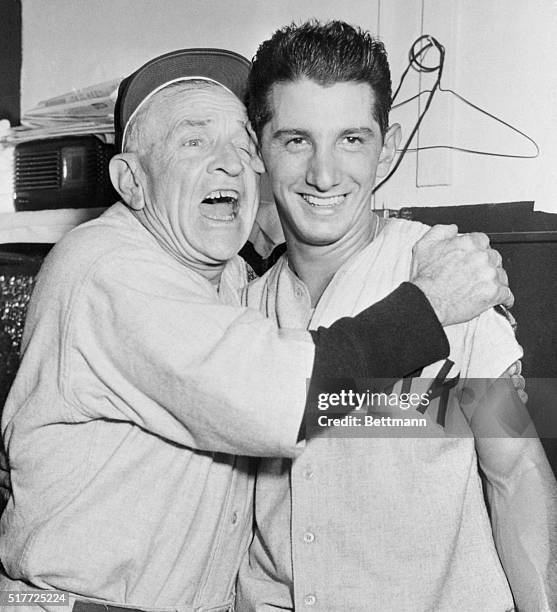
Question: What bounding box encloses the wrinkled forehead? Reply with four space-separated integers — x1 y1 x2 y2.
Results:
146 81 247 129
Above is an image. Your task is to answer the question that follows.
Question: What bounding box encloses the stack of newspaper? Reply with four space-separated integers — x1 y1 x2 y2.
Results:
0 79 122 145
0 80 122 214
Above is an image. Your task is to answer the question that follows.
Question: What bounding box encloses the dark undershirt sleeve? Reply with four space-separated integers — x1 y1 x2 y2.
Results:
303 282 449 434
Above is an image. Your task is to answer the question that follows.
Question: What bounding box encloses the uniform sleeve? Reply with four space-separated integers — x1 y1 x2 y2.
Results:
64 251 314 458
465 308 523 380
62 253 450 457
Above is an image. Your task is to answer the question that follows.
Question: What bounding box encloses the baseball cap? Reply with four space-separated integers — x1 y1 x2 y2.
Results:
114 48 251 151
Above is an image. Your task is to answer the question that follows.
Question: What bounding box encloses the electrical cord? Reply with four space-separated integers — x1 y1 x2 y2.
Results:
374 34 540 192
375 35 444 192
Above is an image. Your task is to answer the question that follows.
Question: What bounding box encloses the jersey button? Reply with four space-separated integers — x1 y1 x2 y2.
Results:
303 531 315 543
304 594 316 606
231 511 238 525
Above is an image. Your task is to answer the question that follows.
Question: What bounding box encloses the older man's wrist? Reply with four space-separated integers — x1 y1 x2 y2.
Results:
309 281 449 384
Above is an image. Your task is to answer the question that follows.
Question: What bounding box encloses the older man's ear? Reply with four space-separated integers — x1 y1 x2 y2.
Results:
250 153 265 175
246 123 266 174
109 154 146 211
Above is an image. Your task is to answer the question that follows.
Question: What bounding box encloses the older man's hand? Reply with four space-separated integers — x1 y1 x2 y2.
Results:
411 224 513 327
507 359 528 404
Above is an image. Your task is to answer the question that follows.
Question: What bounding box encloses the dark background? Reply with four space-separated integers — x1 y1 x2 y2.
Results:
0 0 22 125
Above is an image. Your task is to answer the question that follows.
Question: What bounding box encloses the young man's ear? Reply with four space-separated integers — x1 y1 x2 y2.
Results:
109 153 146 211
376 123 402 179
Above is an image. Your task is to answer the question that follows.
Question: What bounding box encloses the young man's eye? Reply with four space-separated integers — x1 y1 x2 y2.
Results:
344 136 362 145
285 137 310 150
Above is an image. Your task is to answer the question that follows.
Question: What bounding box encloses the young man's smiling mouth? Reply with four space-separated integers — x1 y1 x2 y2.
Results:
200 190 239 221
300 193 347 208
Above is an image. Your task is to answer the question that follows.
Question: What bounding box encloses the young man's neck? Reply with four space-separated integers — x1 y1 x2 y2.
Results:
286 214 380 307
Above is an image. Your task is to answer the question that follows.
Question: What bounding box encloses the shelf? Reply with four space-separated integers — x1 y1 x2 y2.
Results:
0 207 106 245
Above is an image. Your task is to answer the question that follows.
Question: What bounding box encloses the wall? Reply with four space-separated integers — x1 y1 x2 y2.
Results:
21 0 379 108
21 0 557 212
378 0 557 213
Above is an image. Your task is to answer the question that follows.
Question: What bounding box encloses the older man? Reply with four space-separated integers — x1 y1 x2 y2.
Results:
0 49 514 612
238 21 557 612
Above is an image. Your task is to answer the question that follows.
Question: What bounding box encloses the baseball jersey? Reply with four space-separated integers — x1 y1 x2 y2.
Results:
238 217 522 612
0 203 313 611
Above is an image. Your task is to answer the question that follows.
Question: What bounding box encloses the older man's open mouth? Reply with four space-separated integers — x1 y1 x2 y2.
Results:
200 190 239 221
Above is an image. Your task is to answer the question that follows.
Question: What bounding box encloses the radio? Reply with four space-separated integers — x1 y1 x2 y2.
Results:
13 135 118 211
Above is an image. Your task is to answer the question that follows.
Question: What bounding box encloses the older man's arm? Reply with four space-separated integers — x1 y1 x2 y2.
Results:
469 374 557 611
45 223 508 458
57 244 450 459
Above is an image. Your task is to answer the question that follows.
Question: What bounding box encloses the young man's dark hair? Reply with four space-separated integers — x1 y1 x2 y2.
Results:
246 19 392 140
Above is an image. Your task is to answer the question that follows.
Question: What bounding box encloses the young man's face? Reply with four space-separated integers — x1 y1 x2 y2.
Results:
260 78 399 248
135 84 262 266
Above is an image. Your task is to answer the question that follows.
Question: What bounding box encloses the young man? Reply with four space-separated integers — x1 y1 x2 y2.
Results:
0 49 512 612
238 21 557 612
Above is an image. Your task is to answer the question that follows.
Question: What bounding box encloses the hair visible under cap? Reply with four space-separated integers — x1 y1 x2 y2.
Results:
247 20 392 140
123 79 218 153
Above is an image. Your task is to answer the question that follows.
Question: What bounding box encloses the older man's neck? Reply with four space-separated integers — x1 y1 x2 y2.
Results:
173 254 226 287
286 216 379 307
132 209 226 287
194 263 225 287
160 241 226 286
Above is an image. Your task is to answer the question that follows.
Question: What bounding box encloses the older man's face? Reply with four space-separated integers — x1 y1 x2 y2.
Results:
136 83 261 266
